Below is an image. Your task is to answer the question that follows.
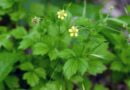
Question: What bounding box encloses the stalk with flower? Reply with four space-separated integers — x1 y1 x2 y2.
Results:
68 26 79 37
57 10 67 20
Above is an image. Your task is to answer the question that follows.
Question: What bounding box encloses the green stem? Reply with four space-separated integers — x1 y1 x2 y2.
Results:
58 22 61 34
82 83 85 90
82 0 87 17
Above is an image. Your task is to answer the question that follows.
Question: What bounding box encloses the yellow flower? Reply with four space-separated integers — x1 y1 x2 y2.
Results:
32 16 41 24
57 10 67 20
68 26 79 37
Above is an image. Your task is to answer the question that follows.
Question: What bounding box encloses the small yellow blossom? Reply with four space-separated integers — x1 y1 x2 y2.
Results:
32 16 41 24
68 26 79 37
57 10 67 20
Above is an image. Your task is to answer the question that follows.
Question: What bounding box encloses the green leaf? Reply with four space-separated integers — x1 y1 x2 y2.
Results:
11 27 27 39
10 10 26 21
33 43 48 55
18 31 41 49
48 49 58 61
19 62 34 71
35 68 46 79
63 59 78 79
23 72 39 87
110 61 123 71
78 58 88 75
2 37 13 50
63 58 88 79
88 60 106 75
94 84 108 90
59 49 75 59
0 0 15 9
120 47 130 64
0 52 20 82
0 34 13 50
5 76 20 89
26 31 41 42
82 79 92 90
70 75 83 83
106 18 127 25
18 38 33 49
91 42 115 61
40 81 63 90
